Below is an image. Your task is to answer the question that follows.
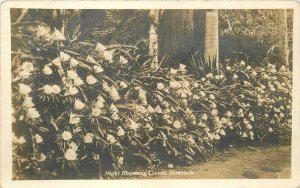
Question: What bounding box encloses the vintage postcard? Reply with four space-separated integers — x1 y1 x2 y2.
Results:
1 1 300 188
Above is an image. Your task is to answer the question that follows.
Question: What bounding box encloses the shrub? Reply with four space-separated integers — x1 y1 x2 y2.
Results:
12 23 291 179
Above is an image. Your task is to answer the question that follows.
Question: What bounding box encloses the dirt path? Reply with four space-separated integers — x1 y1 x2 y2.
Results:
153 145 291 179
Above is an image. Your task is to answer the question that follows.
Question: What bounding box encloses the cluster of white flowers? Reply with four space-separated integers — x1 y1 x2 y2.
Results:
86 75 97 85
42 84 61 95
12 134 26 145
95 43 114 62
110 104 120 120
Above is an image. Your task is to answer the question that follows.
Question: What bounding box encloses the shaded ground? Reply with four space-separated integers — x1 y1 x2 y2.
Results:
155 144 291 179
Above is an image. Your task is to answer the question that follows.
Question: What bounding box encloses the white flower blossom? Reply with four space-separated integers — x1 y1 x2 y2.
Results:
43 85 53 94
74 99 85 110
145 123 154 131
61 131 72 141
178 64 186 71
27 108 40 119
68 87 79 96
240 61 246 66
119 56 128 64
128 120 140 130
233 74 238 79
84 133 94 143
51 57 61 67
34 134 43 144
170 81 181 89
202 113 208 121
51 28 66 41
119 81 128 89
107 134 117 144
209 94 215 100
52 85 61 94
70 58 80 68
86 75 97 85
64 148 77 161
95 42 107 52
17 136 26 145
60 52 70 62
43 65 52 75
241 132 248 138
92 108 101 117
268 127 273 133
19 84 32 96
117 126 125 136
157 83 165 90
23 97 34 108
69 113 81 125
226 66 231 71
103 51 114 62
220 129 226 136
74 77 84 86
173 121 182 129
211 109 218 116
67 70 78 80
94 65 104 73
170 68 177 75
69 142 78 151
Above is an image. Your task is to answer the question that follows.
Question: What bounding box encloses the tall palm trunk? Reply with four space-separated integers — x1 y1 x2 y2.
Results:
158 10 194 67
204 9 219 71
149 10 160 69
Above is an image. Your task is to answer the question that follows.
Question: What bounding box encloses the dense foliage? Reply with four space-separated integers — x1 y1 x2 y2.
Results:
12 19 291 179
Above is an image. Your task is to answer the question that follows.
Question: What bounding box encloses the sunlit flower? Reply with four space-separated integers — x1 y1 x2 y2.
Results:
95 100 104 109
238 109 244 117
70 58 79 68
68 87 79 96
119 56 128 64
34 134 43 144
206 73 213 79
173 121 182 129
233 74 238 79
86 75 97 85
240 60 246 66
43 85 53 94
27 108 40 119
178 64 186 71
38 153 47 162
220 129 226 136
107 134 117 144
246 124 252 130
110 87 120 101
61 131 72 141
64 148 77 161
43 65 52 75
95 42 106 52
117 126 125 136
69 113 81 125
51 28 66 41
252 71 257 76
268 127 273 133
211 109 218 116
17 136 26 145
19 84 31 96
221 118 227 124
36 25 50 39
52 57 61 67
52 85 61 94
119 81 128 89
117 156 124 165
60 52 70 62
170 68 177 75
209 94 215 100
246 65 251 70
69 142 78 151
73 99 85 110
154 105 163 114
201 77 206 82
168 163 174 169
213 134 220 140
146 123 154 131
84 133 94 143
74 77 84 86
192 94 200 100
92 65 103 74
226 66 231 71
23 97 34 108
128 120 140 130
67 70 78 80
202 113 208 121
103 51 114 62
157 83 165 90
241 132 248 138
92 108 101 117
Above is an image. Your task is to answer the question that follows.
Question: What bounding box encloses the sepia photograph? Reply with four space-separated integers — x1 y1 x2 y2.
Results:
1 1 300 188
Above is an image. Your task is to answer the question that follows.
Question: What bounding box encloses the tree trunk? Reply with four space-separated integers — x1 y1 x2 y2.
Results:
204 9 219 71
149 10 160 69
158 10 194 67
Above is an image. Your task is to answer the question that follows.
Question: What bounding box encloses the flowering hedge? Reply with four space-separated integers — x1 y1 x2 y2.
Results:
12 23 292 179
